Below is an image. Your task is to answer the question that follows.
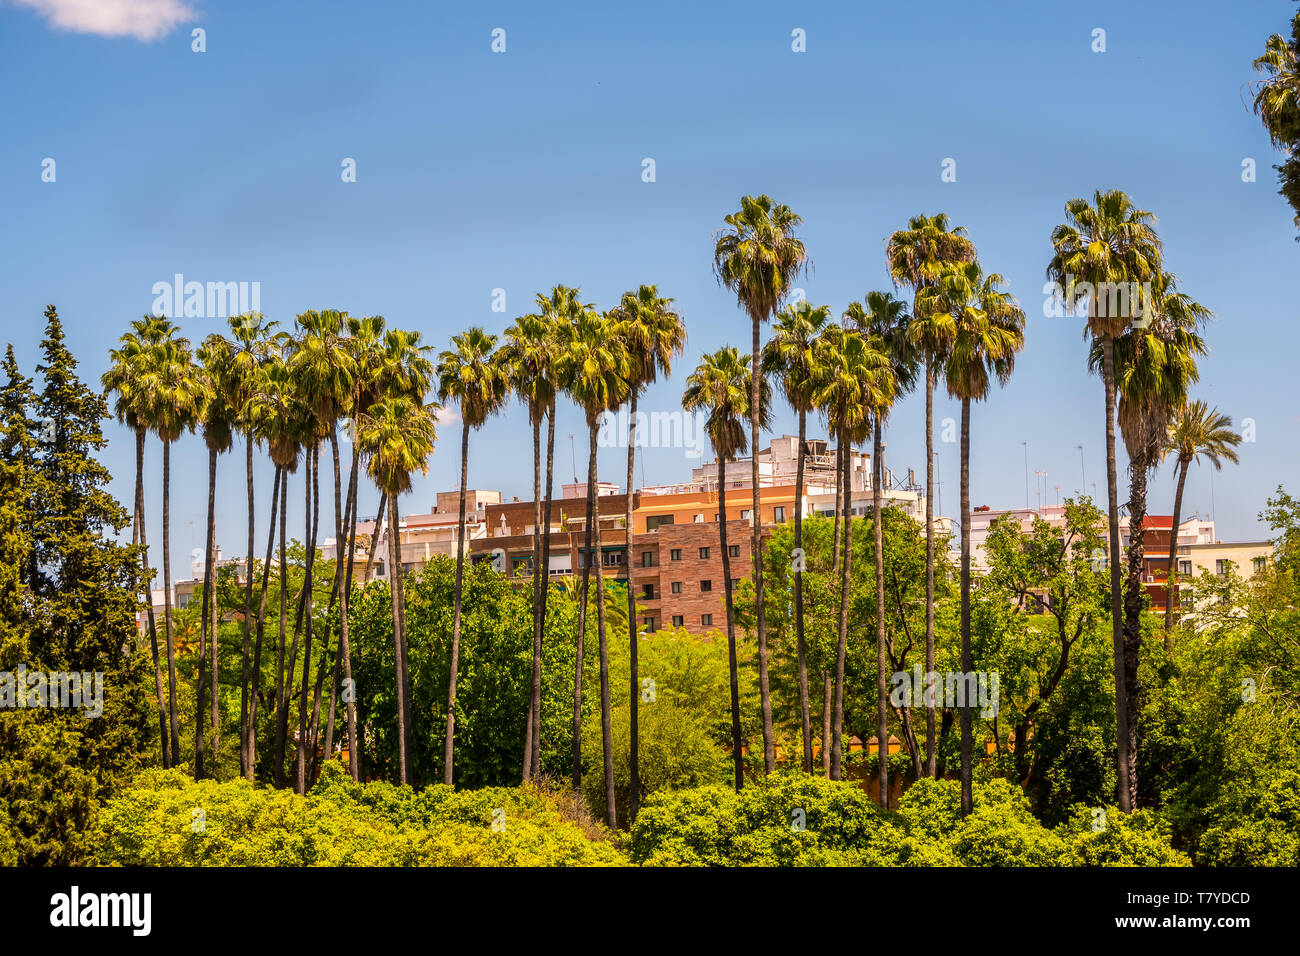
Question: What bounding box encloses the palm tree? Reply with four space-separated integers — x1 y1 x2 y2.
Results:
1251 12 1300 228
194 333 237 778
762 300 832 774
502 299 566 783
1161 400 1242 635
921 261 1026 816
1094 275 1207 764
243 344 309 787
810 325 894 780
847 291 918 807
713 195 809 774
102 315 176 766
436 327 510 786
225 312 276 781
557 304 629 824
610 284 685 817
356 394 438 785
139 331 203 767
682 346 771 789
1048 189 1162 813
886 213 975 778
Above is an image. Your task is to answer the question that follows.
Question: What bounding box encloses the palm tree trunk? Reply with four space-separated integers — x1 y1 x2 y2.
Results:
341 444 360 780
719 452 743 790
794 408 812 774
874 418 889 808
273 469 289 789
296 446 320 795
135 426 168 768
751 317 774 774
324 434 357 776
590 421 616 827
388 491 411 785
247 465 281 781
195 442 218 778
821 672 831 777
445 424 471 785
1122 453 1147 809
832 442 843 575
524 412 542 783
1164 458 1190 642
363 492 387 584
959 398 973 817
162 439 180 767
831 429 852 781
924 356 937 778
1101 336 1132 812
239 434 255 779
533 403 556 778
625 392 641 817
572 428 594 792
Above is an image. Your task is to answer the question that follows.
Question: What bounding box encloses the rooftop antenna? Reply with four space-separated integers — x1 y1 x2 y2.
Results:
569 433 578 484
1076 445 1086 497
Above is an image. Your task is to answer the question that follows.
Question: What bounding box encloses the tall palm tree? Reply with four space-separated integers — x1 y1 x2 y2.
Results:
713 195 809 774
356 394 438 785
194 334 237 778
436 327 510 786
610 284 685 817
102 315 176 766
762 300 832 774
1251 11 1300 228
810 325 894 780
1048 189 1162 813
886 213 975 778
921 261 1026 816
1161 400 1242 635
847 291 917 807
140 331 203 767
1102 278 1206 801
557 304 629 825
503 299 565 782
682 346 772 789
225 312 276 781
244 343 309 788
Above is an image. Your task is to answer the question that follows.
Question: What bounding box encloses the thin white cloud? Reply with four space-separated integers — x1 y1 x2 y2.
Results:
13 0 196 41
434 406 461 428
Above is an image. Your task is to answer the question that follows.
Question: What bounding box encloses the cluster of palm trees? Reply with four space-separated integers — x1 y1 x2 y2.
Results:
104 310 436 791
102 190 1239 823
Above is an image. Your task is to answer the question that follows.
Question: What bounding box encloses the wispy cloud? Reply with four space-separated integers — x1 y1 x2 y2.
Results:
13 0 196 42
434 406 461 428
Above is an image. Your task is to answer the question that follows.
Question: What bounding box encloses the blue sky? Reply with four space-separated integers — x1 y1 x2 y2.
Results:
2 0 1296 578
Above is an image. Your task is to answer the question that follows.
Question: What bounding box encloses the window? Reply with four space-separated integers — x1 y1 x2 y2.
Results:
672 615 684 627
731 578 741 590
670 548 682 561
701 614 713 626
1178 560 1192 576
694 514 705 523
740 509 751 522
670 581 682 595
646 514 675 532
700 580 712 592
642 617 656 633
698 547 710 559
1216 559 1228 577
774 506 786 522
1253 556 1267 574
728 545 740 558
641 550 657 568
603 550 624 568
641 584 656 599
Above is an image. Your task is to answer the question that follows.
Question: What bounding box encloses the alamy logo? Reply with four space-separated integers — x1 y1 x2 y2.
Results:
151 273 261 318
49 886 151 936
889 666 1000 718
597 408 707 459
0 665 103 718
